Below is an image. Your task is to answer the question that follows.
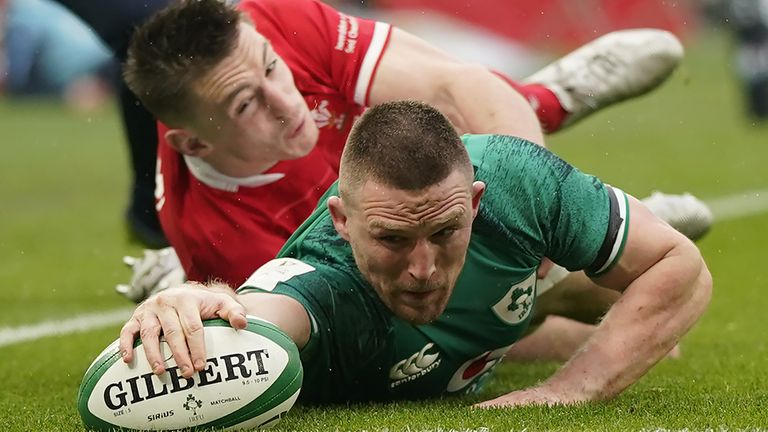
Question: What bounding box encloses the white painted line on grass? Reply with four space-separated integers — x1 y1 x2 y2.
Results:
0 307 133 348
0 188 766 350
706 187 768 222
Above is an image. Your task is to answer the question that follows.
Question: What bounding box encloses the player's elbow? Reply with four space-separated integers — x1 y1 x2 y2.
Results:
436 64 512 128
689 253 713 322
673 238 713 324
452 63 498 85
433 64 489 130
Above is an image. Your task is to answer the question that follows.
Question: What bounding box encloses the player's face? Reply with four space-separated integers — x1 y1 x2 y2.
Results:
343 171 484 325
191 23 318 167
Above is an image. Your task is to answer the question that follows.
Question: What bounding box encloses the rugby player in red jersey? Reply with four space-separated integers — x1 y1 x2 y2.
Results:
117 0 711 362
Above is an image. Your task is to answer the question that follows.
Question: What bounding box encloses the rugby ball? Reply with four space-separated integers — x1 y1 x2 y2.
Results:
77 317 302 431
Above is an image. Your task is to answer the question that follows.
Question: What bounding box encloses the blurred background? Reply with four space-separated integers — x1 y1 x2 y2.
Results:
1 1 768 429
1 0 767 325
0 0 116 111
2 0 767 117
1 0 767 329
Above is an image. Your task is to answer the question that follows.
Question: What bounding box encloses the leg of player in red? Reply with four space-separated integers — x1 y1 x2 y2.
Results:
498 29 684 133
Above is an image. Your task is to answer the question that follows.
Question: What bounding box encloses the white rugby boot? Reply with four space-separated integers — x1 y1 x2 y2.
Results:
642 192 714 241
524 29 684 129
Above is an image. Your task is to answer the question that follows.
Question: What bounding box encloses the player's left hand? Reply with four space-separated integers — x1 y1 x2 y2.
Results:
119 283 247 378
473 386 565 408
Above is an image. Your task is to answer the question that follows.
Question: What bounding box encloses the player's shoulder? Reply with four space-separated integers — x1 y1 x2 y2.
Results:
239 258 322 292
279 182 339 245
239 0 339 75
238 257 361 299
239 0 316 14
462 133 546 159
239 0 332 32
462 134 569 180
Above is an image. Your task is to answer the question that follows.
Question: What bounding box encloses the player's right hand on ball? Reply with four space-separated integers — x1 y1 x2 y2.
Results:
116 247 186 303
118 284 248 378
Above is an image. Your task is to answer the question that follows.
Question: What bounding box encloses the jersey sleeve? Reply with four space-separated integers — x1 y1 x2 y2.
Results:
241 0 392 105
236 258 393 402
464 134 628 275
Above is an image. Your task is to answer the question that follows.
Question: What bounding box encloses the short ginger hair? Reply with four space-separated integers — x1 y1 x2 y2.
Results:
339 100 473 201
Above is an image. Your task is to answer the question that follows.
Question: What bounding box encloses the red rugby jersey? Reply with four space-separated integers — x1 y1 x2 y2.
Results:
156 0 392 286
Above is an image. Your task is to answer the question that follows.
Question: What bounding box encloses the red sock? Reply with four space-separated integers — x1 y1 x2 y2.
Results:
493 71 568 133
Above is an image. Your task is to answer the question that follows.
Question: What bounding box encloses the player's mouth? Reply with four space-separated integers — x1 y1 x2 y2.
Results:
401 289 439 305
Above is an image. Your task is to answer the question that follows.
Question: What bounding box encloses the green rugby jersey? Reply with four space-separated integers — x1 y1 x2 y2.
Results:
237 134 628 403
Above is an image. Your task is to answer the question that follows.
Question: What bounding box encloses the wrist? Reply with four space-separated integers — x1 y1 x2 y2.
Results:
185 281 236 296
538 375 597 404
207 282 239 299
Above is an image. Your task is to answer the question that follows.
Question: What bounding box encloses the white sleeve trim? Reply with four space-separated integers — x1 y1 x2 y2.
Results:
353 21 391 106
593 187 629 275
238 258 316 292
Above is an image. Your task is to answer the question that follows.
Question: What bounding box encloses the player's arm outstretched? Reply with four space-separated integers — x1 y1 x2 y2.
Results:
476 196 712 408
118 283 310 379
368 28 545 146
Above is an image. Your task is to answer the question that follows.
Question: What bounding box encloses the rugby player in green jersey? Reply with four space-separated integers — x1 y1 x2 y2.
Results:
119 100 712 407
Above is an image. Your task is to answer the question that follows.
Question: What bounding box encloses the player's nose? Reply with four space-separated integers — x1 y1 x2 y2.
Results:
263 83 295 119
407 240 437 282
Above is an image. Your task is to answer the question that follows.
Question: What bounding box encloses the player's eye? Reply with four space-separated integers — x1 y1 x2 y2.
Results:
236 97 255 115
432 227 457 241
265 59 277 76
378 235 406 247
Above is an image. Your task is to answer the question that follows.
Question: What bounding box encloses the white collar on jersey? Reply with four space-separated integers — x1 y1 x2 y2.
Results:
183 155 285 192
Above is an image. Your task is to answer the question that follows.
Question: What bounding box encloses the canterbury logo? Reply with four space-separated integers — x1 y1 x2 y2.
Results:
389 343 440 383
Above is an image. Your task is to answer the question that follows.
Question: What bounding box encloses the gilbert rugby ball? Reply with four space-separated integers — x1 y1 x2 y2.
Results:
77 317 302 431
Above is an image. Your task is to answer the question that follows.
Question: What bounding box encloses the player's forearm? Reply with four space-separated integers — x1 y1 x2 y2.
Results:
437 65 545 145
540 242 712 402
235 291 311 349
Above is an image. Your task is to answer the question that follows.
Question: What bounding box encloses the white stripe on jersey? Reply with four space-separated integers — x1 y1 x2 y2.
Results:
594 187 629 275
354 22 391 106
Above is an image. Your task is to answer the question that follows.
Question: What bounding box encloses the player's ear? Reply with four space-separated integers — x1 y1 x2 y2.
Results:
470 181 485 219
327 196 351 241
165 129 212 157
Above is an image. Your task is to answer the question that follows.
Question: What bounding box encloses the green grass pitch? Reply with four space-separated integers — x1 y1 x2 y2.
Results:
1 30 767 431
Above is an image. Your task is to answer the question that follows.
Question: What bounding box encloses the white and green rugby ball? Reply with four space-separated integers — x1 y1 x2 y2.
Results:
77 317 302 431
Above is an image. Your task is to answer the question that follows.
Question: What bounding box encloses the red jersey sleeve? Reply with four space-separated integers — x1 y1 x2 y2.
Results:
239 0 392 105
